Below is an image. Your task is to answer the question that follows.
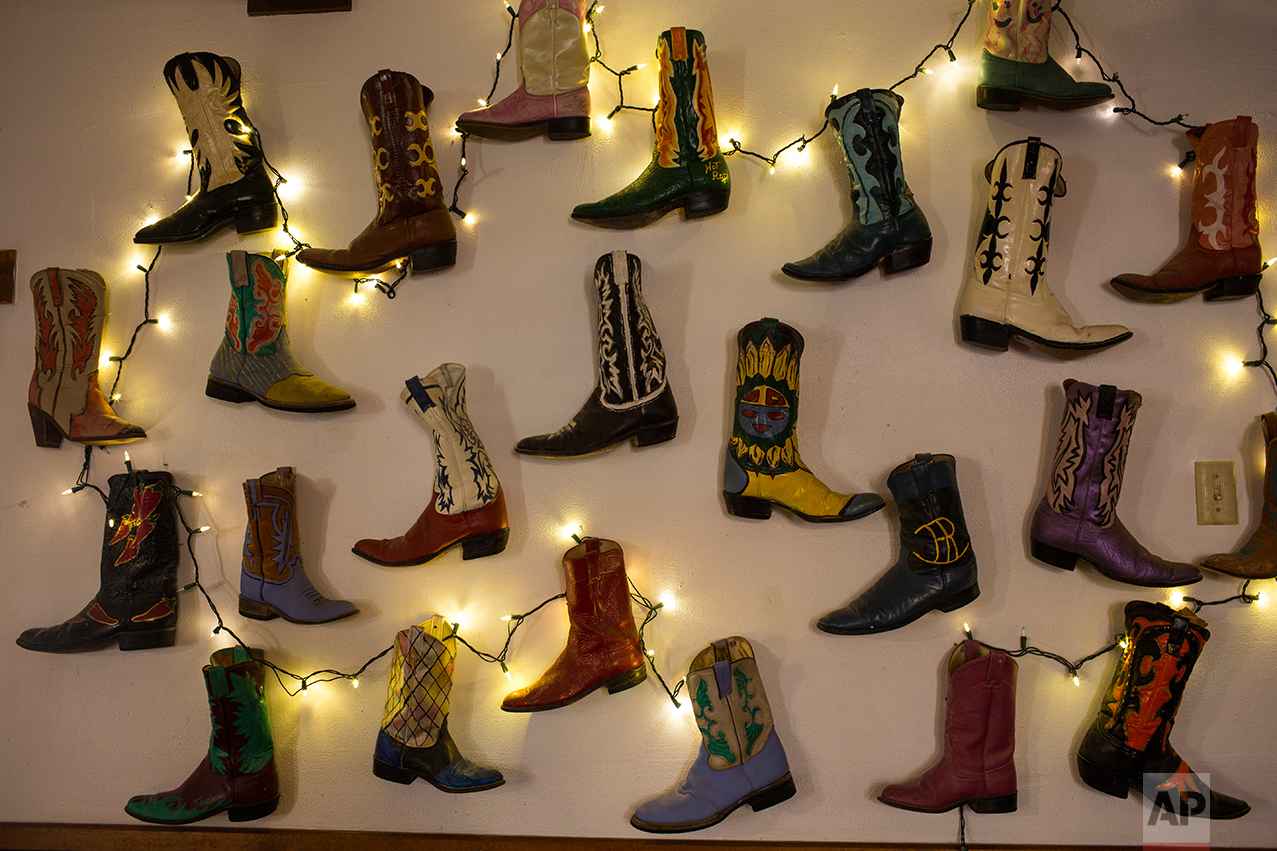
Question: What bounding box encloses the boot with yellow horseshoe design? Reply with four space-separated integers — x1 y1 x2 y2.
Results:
722 318 884 523
298 70 455 276
818 454 979 634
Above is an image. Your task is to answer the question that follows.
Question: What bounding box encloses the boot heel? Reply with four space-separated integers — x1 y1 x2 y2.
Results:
968 792 1018 814
206 377 256 404
1077 754 1130 799
460 528 510 560
604 664 647 694
632 418 678 448
547 115 591 140
227 796 279 822
937 582 980 612
238 595 280 621
1031 538 1078 570
409 240 457 273
233 203 278 235
748 774 797 812
960 314 1012 351
883 237 932 273
723 491 773 520
28 405 64 448
1203 273 1262 302
976 86 1021 111
373 758 417 785
118 627 176 651
684 188 730 219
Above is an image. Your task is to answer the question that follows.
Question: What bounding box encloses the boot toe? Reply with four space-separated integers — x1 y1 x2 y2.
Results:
840 493 886 519
434 757 505 792
265 375 355 412
1209 790 1251 820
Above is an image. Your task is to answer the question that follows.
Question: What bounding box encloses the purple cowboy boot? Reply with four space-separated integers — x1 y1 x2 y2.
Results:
1029 380 1200 587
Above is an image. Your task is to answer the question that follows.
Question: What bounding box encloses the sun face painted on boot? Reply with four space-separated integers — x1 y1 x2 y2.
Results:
596 250 668 411
383 617 455 749
984 0 1017 57
165 54 261 193
731 321 801 475
983 0 1049 63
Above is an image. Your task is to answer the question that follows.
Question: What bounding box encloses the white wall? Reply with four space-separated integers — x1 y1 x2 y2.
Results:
1 0 1275 845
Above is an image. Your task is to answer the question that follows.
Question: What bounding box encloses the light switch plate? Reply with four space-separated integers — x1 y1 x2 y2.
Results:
1194 461 1238 525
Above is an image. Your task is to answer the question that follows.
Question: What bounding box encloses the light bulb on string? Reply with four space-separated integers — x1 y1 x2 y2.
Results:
197 525 211 533
352 678 360 689
62 488 74 495
1071 672 1081 687
963 621 972 639
1169 590 1185 608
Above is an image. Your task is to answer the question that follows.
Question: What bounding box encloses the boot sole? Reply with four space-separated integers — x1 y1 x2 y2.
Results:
1030 538 1203 587
722 491 885 524
959 314 1133 351
877 790 1017 814
501 663 647 713
976 85 1114 112
455 115 591 141
17 626 176 653
816 582 980 636
1110 274 1262 304
298 239 458 276
125 795 279 826
351 527 510 568
372 758 507 793
572 189 729 230
238 594 359 625
205 376 357 413
513 417 679 459
780 237 933 282
27 404 147 448
631 772 797 833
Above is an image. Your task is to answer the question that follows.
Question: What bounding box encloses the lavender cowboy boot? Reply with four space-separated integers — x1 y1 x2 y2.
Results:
1029 380 1200 587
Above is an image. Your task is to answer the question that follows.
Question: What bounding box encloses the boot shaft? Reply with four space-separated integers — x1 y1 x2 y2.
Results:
517 0 590 96
972 137 1062 296
1187 117 1260 251
1098 601 1209 757
203 646 275 777
99 469 179 615
360 70 447 227
653 28 726 178
687 636 775 769
593 250 668 411
562 538 641 648
382 615 455 749
242 468 303 582
30 268 107 428
402 364 499 516
1047 379 1141 528
944 640 1017 775
162 53 263 194
983 0 1052 64
827 89 919 227
730 318 803 476
223 251 289 355
887 454 973 575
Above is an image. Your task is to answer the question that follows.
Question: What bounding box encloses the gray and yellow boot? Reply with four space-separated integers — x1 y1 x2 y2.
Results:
206 251 355 413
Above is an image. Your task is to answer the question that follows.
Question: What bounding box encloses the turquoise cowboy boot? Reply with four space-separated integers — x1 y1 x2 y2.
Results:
782 89 931 282
571 27 729 229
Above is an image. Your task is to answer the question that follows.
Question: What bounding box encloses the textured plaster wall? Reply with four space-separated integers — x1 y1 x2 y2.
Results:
1 0 1275 845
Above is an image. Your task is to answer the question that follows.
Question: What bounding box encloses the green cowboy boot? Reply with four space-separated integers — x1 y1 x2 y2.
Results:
782 89 932 282
206 250 355 413
571 27 729 229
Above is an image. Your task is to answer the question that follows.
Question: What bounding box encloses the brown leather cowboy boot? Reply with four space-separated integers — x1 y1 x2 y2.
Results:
1201 412 1277 579
298 70 456 276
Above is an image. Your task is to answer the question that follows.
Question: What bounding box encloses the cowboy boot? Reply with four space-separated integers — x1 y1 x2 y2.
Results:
571 27 730 228
631 636 795 833
455 0 591 141
1200 412 1277 579
353 364 509 566
373 615 505 792
723 318 884 523
515 251 678 457
238 467 358 624
977 0 1113 111
1112 117 1263 302
297 70 456 275
134 53 277 244
1029 380 1201 587
879 641 1017 813
818 454 978 635
207 251 355 413
17 469 178 653
502 537 646 711
125 646 280 824
959 138 1131 351
28 268 147 447
781 89 931 282
1076 601 1250 820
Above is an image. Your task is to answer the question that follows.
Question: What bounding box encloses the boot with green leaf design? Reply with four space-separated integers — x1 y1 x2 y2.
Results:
571 27 729 229
631 636 795 833
125 647 279 825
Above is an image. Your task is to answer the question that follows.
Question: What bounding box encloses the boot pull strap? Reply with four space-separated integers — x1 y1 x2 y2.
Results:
1097 385 1117 420
228 250 249 289
1167 615 1190 657
584 537 600 554
245 478 262 519
404 375 435 410
1022 137 1041 180
611 250 629 286
1233 116 1253 147
1262 412 1277 443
